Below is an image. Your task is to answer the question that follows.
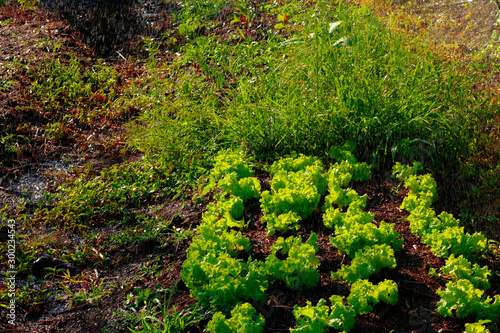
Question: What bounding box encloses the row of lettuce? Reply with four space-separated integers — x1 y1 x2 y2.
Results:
393 162 498 332
292 148 399 332
180 149 496 332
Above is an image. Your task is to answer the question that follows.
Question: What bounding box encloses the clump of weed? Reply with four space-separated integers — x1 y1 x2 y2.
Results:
28 55 119 122
34 160 171 231
18 0 39 9
116 284 212 332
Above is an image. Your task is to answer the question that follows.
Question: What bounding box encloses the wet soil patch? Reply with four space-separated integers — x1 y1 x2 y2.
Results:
39 0 182 58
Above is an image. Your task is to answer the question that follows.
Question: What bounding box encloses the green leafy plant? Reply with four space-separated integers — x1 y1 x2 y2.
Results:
330 220 403 258
205 150 261 201
429 255 491 290
324 188 364 209
422 226 488 260
322 155 371 212
212 150 254 180
395 162 496 326
331 244 397 284
396 165 488 259
181 252 268 311
182 156 270 311
189 223 250 257
464 320 492 333
261 211 301 235
327 159 371 184
260 179 320 220
407 209 460 238
218 173 261 202
269 154 324 176
323 199 374 229
207 302 265 333
325 142 371 184
436 279 500 321
200 213 245 236
392 161 424 181
400 174 438 212
270 166 327 197
261 155 325 222
292 295 356 333
205 195 245 220
346 279 398 315
264 233 320 290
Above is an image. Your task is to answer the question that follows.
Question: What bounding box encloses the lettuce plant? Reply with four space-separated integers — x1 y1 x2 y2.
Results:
191 227 251 257
212 150 254 180
207 302 265 333
205 150 260 201
261 169 323 219
323 199 374 229
422 226 488 259
392 161 424 181
182 252 268 311
260 155 326 228
269 154 323 176
407 208 460 237
261 211 301 235
205 195 245 220
430 254 491 290
347 279 398 315
400 174 438 212
331 221 403 258
292 296 356 333
218 173 261 202
324 188 364 209
264 233 320 290
464 321 492 333
436 279 500 321
331 244 397 284
329 160 371 183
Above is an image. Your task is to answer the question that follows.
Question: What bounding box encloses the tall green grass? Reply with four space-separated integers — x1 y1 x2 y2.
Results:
226 3 491 166
126 1 491 173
